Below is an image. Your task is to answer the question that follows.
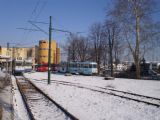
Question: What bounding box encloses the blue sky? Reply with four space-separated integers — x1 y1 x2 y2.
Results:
0 0 160 61
0 0 111 47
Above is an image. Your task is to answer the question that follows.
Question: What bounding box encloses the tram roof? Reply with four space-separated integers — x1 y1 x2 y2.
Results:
69 61 97 64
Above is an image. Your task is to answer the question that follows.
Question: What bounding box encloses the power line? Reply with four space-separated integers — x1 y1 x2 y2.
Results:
17 28 41 31
22 0 48 42
52 28 71 34
22 0 41 39
52 17 68 30
30 0 41 20
28 21 49 24
28 21 48 35
35 0 48 20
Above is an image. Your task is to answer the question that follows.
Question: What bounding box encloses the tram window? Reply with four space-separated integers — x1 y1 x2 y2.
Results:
17 57 22 60
83 64 85 68
77 64 80 68
93 65 97 68
16 62 22 66
69 63 72 67
84 64 88 68
81 64 83 68
25 62 32 66
89 64 92 68
73 64 77 68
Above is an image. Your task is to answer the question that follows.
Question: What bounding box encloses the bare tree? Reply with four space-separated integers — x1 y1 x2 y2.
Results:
67 34 79 62
76 36 90 62
65 33 90 62
109 0 157 79
89 23 104 73
103 21 117 77
113 38 124 68
101 42 109 67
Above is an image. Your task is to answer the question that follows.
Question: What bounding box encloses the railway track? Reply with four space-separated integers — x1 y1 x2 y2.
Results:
15 76 78 120
32 78 160 107
97 86 160 106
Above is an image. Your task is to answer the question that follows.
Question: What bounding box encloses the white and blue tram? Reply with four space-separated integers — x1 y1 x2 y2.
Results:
59 61 98 75
80 62 97 75
13 59 25 74
58 62 67 73
13 59 32 74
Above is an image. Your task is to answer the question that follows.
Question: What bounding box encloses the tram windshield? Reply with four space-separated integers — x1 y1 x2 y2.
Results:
16 62 23 66
92 64 97 68
25 62 32 66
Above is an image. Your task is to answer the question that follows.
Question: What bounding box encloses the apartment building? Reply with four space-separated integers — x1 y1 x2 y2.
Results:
0 40 60 66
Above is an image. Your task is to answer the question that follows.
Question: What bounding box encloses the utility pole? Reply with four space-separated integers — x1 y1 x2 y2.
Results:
7 43 9 74
6 42 16 74
17 17 83 83
48 16 52 84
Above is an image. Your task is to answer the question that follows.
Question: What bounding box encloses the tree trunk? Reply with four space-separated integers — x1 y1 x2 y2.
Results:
135 58 141 79
110 49 113 77
135 10 141 79
109 35 113 77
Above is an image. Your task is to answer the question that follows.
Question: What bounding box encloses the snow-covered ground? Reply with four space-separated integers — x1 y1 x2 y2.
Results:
0 85 12 120
0 70 12 120
0 70 6 78
25 72 160 98
23 72 160 120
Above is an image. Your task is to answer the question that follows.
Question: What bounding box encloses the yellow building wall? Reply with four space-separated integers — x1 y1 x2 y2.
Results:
56 48 60 64
0 47 28 60
0 47 29 63
0 48 9 62
13 47 28 60
0 46 40 66
0 47 12 57
38 40 57 64
32 46 39 65
1 48 8 56
0 40 60 65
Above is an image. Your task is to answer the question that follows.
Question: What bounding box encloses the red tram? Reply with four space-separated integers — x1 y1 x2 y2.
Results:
35 64 57 72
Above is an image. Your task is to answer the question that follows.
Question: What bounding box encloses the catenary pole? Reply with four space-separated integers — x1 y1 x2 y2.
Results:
7 43 9 74
48 16 52 84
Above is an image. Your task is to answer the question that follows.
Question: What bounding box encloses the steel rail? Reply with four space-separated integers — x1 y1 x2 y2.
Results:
15 75 78 120
41 79 160 107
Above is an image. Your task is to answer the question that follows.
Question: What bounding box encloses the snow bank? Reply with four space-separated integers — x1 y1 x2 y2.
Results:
0 70 5 78
0 86 12 120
